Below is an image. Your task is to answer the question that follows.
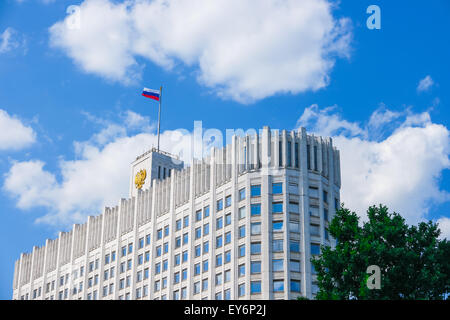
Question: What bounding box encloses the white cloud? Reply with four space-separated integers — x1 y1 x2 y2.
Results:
297 105 450 225
0 28 26 54
417 75 434 92
3 111 195 227
436 217 450 240
49 0 351 103
0 109 36 151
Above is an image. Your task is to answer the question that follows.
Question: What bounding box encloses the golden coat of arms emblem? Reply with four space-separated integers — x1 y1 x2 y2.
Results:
135 169 147 189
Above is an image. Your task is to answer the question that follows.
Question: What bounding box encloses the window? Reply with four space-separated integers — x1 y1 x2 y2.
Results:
175 236 181 248
195 245 201 257
216 254 223 266
183 216 189 228
238 207 246 219
203 223 209 236
311 243 321 255
272 202 283 214
238 225 246 238
251 204 261 216
138 254 143 265
163 259 168 271
182 250 188 262
290 260 301 272
173 290 179 300
164 225 169 237
196 210 202 221
156 245 162 257
225 213 231 226
311 262 317 274
215 273 223 285
225 250 231 264
155 280 160 292
289 202 299 213
272 182 283 194
323 190 328 203
121 246 127 257
251 281 261 294
251 222 261 235
225 231 231 244
279 141 283 166
295 142 299 168
155 263 161 274
313 145 318 170
291 280 301 292
216 235 223 248
224 270 231 282
334 198 339 210
324 208 329 221
203 260 209 272
225 195 232 207
311 224 320 236
145 251 150 262
202 279 208 291
111 251 116 262
120 262 125 273
175 254 181 266
182 268 188 281
239 188 246 201
215 292 222 300
273 280 284 292
251 185 261 197
217 199 223 211
157 229 163 240
139 237 144 249
273 221 283 232
216 217 223 230
195 227 202 239
127 243 133 254
289 221 300 233
136 270 142 282
144 268 149 279
273 239 283 252
163 242 169 253
273 259 284 272
203 241 209 254
127 259 132 270
290 240 300 252
204 206 210 218
251 242 261 255
287 141 292 166
251 261 261 274
238 264 245 277
105 254 110 265
238 283 245 297
224 288 231 300
239 244 245 258
325 228 329 240
183 232 189 245
194 282 200 294
176 219 182 231
174 272 180 284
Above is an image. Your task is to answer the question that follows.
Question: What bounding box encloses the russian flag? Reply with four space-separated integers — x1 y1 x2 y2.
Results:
142 87 160 101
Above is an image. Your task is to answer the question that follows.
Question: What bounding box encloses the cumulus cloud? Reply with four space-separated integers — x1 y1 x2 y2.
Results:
417 75 434 93
0 109 36 151
297 105 450 225
49 0 351 102
0 28 26 54
3 111 196 226
436 217 450 240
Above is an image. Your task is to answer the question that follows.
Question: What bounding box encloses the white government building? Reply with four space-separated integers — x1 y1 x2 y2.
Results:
12 126 341 300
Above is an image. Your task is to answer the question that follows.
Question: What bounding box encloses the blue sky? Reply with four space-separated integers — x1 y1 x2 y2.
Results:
0 0 449 300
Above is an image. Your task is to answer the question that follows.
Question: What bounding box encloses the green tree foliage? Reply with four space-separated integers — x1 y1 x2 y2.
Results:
311 204 449 300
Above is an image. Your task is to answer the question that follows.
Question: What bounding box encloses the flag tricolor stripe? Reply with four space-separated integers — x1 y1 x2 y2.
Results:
142 88 160 101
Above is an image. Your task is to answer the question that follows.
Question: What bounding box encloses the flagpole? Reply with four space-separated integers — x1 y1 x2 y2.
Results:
157 86 162 152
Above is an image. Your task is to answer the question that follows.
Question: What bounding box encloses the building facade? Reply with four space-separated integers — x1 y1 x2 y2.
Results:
12 126 341 300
